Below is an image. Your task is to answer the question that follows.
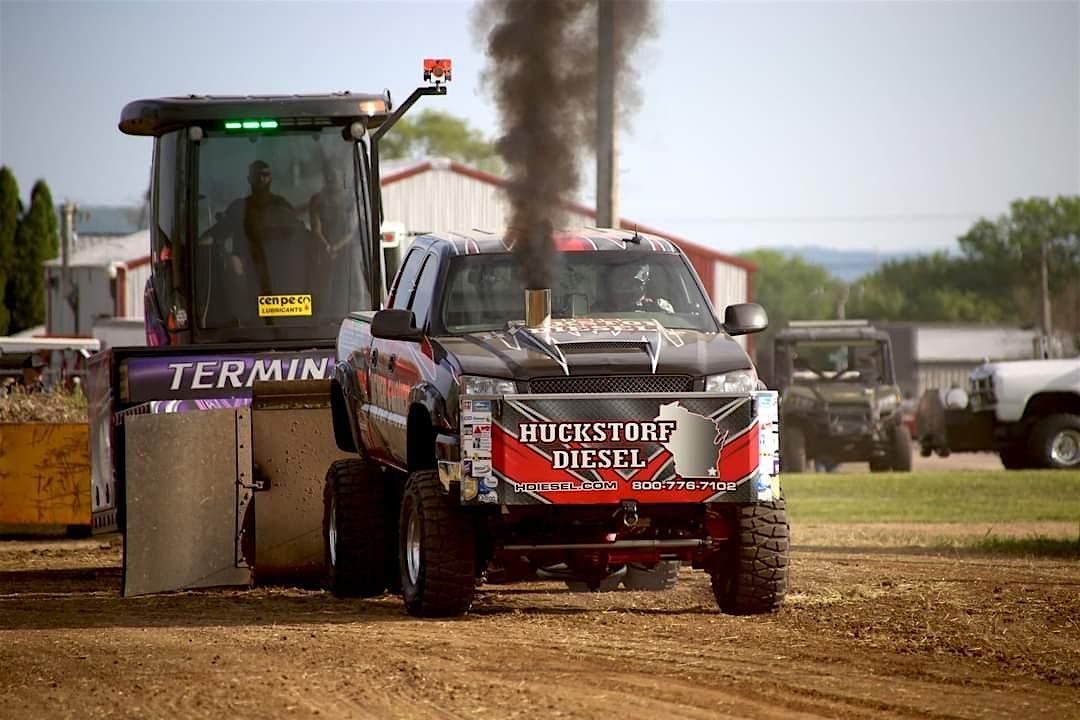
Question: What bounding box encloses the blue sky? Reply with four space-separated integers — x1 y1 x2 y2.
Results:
1 0 1077 253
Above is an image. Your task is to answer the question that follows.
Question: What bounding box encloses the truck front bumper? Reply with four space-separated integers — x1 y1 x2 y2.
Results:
444 391 780 506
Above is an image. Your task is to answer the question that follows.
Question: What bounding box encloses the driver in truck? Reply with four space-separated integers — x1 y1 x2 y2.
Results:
202 160 295 298
599 263 674 314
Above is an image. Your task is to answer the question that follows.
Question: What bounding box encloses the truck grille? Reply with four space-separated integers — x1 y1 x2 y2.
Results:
828 404 872 434
969 375 996 407
529 375 694 394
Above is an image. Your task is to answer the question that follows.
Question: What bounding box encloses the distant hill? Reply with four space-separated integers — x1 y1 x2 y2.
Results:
752 246 928 282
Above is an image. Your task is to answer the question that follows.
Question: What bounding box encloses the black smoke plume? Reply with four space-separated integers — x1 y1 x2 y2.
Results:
473 0 657 290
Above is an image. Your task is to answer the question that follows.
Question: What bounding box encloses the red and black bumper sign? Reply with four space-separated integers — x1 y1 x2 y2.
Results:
459 392 780 505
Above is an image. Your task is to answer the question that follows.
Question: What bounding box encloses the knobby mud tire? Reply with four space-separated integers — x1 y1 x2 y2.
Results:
711 500 789 615
781 426 807 474
890 425 913 472
323 459 388 598
400 470 477 618
623 560 681 591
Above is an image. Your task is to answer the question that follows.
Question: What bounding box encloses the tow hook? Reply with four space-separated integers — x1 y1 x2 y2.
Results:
619 500 639 528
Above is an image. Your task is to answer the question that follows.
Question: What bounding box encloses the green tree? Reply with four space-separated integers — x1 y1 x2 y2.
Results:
9 180 58 333
739 249 845 341
846 252 1005 324
846 196 1080 333
380 110 502 173
956 196 1080 333
0 166 19 335
30 181 60 260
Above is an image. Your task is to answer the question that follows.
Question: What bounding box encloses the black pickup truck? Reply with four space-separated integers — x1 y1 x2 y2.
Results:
327 229 787 617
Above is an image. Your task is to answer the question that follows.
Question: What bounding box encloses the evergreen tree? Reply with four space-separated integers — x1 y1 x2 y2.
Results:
9 180 57 332
0 167 19 335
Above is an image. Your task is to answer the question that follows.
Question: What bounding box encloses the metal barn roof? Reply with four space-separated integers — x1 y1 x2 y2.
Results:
44 230 149 269
380 157 756 273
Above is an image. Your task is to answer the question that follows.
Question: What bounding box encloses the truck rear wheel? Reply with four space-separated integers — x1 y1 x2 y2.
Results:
999 445 1033 470
566 568 625 593
623 560 681 591
890 425 913 472
323 459 388 598
1028 414 1080 469
710 500 789 615
400 469 477 617
781 427 807 473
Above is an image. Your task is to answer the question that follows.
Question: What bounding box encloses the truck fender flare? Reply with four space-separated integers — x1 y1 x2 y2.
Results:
332 362 364 455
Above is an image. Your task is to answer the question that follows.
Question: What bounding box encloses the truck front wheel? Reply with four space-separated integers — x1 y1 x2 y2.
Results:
400 469 477 617
323 459 388 598
998 445 1033 470
1028 414 1080 469
781 427 807 474
890 424 913 472
709 500 789 615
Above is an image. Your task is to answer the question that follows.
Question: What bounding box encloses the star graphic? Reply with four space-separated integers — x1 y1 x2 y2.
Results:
707 467 718 476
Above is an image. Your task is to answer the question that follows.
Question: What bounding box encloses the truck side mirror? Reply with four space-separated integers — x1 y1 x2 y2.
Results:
371 308 422 342
723 303 768 336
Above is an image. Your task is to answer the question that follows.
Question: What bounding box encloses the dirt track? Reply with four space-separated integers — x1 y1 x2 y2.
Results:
2 532 1077 720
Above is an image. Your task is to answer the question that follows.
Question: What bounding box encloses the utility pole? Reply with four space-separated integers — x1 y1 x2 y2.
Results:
836 284 850 320
60 200 79 335
1040 236 1052 345
595 0 618 228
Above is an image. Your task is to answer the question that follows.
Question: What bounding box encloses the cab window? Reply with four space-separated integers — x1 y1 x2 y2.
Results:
390 249 425 310
409 254 439 329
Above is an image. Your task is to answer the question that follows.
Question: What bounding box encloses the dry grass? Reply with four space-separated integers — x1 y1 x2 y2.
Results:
0 387 88 423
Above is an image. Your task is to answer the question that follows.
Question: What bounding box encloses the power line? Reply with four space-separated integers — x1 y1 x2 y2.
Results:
653 212 993 226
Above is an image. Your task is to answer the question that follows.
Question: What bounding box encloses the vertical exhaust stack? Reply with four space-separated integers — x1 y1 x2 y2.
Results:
525 288 551 332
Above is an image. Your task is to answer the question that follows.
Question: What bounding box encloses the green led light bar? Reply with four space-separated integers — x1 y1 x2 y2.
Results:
224 119 279 131
224 120 280 131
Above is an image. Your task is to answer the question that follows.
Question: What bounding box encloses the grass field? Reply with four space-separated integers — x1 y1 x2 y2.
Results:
784 470 1080 523
784 470 1080 557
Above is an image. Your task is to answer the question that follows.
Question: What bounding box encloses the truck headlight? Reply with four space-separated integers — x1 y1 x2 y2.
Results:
460 375 517 395
879 393 899 413
706 369 758 394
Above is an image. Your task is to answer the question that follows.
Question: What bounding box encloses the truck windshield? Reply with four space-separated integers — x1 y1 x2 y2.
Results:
192 127 370 330
780 340 890 384
441 252 718 333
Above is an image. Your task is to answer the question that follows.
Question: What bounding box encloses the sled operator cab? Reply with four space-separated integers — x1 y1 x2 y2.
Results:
92 61 452 596
119 63 449 347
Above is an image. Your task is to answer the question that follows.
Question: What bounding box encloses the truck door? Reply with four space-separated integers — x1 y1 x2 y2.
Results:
386 252 439 461
368 248 426 466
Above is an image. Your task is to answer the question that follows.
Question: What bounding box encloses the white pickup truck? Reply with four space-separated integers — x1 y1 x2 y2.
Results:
917 358 1080 469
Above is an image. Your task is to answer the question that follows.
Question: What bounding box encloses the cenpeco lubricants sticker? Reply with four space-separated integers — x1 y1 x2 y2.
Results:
258 294 312 317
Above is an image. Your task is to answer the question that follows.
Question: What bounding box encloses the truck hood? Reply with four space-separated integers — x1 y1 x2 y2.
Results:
976 359 1080 381
435 318 752 380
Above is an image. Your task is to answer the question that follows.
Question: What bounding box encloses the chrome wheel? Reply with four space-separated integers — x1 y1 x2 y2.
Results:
1051 428 1080 466
328 496 338 567
406 506 421 586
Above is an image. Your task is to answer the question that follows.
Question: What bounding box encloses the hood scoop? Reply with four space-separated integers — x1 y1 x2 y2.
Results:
556 341 650 354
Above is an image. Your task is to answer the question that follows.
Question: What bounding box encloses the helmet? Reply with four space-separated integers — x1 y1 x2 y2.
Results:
603 263 646 310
